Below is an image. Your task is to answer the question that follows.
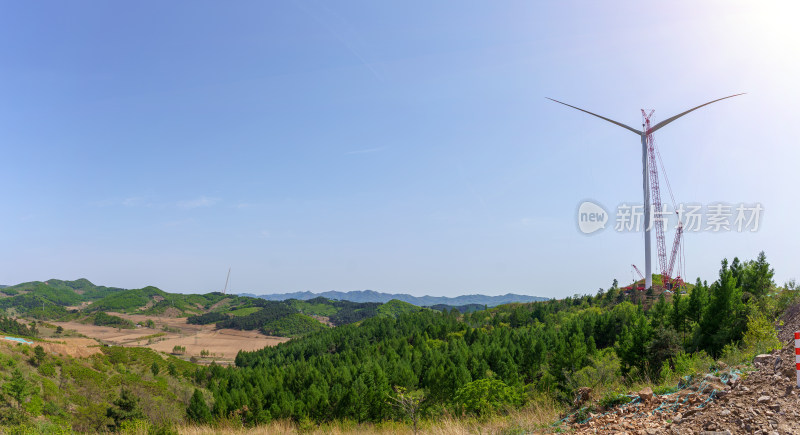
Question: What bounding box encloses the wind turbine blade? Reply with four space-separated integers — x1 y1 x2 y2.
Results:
546 97 642 135
649 93 745 134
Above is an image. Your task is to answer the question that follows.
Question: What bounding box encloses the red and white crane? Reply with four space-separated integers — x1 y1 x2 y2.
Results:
549 94 743 289
631 264 646 291
642 111 684 289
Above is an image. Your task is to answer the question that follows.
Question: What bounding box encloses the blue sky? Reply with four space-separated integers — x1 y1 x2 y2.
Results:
1 1 798 297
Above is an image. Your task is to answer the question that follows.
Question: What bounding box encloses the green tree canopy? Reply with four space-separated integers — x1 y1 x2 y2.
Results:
187 389 212 424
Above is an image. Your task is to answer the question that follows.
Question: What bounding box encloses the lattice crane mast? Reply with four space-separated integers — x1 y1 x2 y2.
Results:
643 111 684 290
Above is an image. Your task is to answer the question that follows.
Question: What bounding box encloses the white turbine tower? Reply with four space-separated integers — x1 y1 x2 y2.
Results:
548 94 744 289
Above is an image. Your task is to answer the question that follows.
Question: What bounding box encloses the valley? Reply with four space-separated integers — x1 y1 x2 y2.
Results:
49 313 289 364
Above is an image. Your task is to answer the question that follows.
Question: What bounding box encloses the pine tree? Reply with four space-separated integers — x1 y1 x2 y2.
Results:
743 251 774 299
187 389 212 424
167 362 177 377
106 388 144 430
33 345 46 367
687 278 708 324
3 368 31 409
670 290 688 343
696 260 746 356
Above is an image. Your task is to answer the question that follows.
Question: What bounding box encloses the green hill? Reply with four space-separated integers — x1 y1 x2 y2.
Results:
285 297 339 316
261 313 328 338
1 279 430 339
0 341 201 432
1 279 125 302
86 286 168 313
376 299 425 318
0 279 127 316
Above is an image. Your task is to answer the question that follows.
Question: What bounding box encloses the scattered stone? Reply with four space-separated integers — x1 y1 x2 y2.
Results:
754 354 774 365
705 374 721 383
573 387 592 406
757 395 772 404
637 387 653 402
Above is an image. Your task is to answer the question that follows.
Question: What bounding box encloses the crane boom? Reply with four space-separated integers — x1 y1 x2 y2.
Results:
666 223 683 280
643 111 669 286
632 264 644 280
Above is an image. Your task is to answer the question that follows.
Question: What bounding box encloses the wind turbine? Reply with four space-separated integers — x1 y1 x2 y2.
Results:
547 93 744 289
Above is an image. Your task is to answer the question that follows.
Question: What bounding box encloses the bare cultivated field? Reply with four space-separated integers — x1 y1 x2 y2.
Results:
51 313 289 362
39 337 101 358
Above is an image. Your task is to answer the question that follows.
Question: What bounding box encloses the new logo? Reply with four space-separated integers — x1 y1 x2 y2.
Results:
577 201 608 234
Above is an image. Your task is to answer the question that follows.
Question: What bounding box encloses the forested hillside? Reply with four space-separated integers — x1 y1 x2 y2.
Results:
0 341 200 433
192 252 788 427
0 279 431 340
0 252 792 433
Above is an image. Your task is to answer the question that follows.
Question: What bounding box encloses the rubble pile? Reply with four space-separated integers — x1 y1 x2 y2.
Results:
564 369 741 434
560 302 800 434
673 348 800 434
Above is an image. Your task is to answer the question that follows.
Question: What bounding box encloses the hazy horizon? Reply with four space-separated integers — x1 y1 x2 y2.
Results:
1 276 548 299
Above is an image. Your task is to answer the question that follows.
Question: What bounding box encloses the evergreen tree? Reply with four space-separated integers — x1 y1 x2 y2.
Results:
696 260 746 356
3 368 31 410
106 388 144 431
32 345 46 367
167 362 177 377
743 251 774 299
648 294 672 330
616 312 653 376
670 290 688 342
187 389 212 424
687 279 708 324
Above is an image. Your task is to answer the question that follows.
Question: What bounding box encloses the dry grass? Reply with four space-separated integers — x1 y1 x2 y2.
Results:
169 399 563 435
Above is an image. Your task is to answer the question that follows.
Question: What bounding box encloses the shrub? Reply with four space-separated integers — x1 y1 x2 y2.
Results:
452 378 522 416
672 351 714 377
38 363 56 377
742 310 781 356
598 391 631 409
653 384 678 395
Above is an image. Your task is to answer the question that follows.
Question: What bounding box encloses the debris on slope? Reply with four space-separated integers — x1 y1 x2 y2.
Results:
674 348 800 434
562 368 742 434
558 302 800 434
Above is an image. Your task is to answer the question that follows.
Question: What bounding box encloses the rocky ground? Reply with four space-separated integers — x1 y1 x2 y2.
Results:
561 305 800 434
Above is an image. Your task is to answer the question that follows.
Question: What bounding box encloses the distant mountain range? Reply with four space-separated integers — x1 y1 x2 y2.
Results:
238 290 548 307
